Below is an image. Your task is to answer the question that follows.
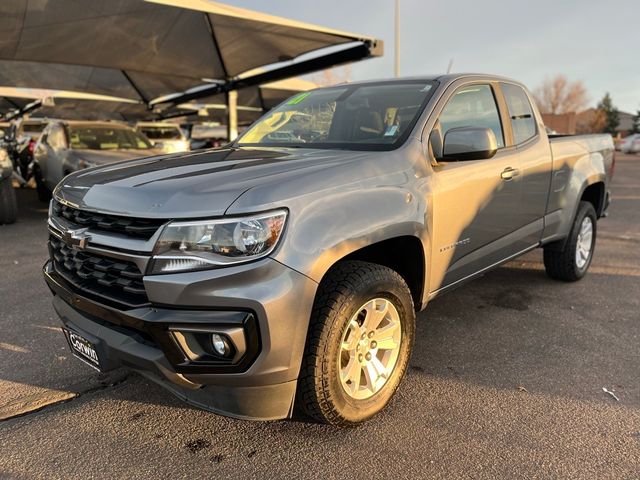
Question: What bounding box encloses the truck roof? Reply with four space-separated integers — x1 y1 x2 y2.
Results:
326 73 526 88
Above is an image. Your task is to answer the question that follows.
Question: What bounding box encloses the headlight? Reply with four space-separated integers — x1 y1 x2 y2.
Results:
150 209 287 274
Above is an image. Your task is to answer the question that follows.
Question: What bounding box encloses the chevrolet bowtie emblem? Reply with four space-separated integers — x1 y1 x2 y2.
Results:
62 228 91 250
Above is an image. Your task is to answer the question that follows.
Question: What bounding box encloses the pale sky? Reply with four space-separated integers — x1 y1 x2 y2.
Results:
231 0 639 114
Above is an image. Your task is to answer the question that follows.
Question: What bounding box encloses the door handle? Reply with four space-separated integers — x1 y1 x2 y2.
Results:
501 167 520 180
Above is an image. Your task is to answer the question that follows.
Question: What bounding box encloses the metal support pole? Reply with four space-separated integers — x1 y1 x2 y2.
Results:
394 0 400 78
226 90 238 141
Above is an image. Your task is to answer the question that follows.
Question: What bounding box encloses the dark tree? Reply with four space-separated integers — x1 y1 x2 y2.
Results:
597 93 620 135
631 110 640 134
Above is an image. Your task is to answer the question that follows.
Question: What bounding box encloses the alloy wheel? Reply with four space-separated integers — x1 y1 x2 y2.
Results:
575 216 594 269
338 298 403 400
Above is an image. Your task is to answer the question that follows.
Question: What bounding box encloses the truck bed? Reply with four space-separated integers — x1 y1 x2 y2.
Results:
540 133 614 243
548 133 615 182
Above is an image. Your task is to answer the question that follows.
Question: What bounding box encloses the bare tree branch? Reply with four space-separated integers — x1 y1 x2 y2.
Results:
311 66 352 87
533 75 589 114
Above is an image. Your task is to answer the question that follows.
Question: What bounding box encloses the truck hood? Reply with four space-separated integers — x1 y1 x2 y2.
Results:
54 147 372 218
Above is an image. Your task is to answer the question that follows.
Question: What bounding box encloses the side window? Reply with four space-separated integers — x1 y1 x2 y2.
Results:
48 125 67 150
439 84 505 148
40 125 50 145
501 83 537 145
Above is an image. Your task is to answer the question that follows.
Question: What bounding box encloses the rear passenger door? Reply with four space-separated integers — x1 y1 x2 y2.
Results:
500 82 552 243
428 82 526 292
34 123 55 188
44 124 69 187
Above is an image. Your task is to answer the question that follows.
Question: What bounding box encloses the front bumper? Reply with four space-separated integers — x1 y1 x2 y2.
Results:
44 258 318 420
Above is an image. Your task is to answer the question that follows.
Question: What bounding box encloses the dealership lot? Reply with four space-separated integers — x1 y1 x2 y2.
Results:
1 155 639 479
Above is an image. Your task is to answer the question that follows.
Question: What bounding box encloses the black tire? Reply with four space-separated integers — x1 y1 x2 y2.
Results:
17 154 31 184
297 261 415 426
0 176 18 224
33 165 52 202
543 201 597 281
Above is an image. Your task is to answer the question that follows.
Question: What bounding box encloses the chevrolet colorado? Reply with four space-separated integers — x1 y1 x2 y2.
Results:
44 75 614 425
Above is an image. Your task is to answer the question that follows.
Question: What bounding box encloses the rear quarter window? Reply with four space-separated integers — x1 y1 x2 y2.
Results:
501 83 537 145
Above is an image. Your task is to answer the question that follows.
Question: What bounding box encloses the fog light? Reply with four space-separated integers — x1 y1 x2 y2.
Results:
211 333 230 357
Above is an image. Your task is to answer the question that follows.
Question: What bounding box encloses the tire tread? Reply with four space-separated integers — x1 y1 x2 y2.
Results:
0 177 17 224
297 261 413 426
543 201 596 282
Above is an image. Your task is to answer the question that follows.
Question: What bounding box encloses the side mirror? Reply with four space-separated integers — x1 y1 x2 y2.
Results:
441 127 498 161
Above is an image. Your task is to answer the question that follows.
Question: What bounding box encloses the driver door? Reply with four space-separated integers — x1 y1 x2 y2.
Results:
428 83 524 292
36 123 67 189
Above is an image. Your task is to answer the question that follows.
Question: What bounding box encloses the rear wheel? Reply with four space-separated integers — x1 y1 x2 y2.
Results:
543 201 597 281
297 261 415 426
33 165 52 202
0 176 18 224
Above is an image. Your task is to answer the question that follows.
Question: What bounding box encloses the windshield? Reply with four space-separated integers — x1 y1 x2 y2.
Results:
23 123 45 133
139 126 183 140
237 81 437 151
69 126 153 150
191 124 227 140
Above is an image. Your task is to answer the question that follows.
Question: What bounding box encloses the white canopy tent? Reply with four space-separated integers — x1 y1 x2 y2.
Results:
0 87 147 121
0 77 316 124
0 0 381 136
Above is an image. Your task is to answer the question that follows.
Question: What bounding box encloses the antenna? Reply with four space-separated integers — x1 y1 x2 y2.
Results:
446 58 454 74
394 0 400 77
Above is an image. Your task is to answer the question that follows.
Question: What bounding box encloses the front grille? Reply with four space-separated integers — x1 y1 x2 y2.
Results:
53 201 165 239
49 235 149 308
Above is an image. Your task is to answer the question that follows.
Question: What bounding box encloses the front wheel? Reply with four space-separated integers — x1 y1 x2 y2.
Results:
297 261 415 426
543 201 597 281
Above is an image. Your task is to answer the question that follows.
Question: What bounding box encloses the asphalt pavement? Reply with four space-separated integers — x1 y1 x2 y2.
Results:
1 154 638 479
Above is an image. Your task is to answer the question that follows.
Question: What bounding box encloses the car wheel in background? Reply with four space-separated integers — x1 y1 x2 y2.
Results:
0 176 18 224
33 165 52 202
297 261 415 426
543 201 597 281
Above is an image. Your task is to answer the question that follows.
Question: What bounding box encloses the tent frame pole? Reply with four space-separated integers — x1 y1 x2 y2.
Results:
226 90 238 141
152 41 382 109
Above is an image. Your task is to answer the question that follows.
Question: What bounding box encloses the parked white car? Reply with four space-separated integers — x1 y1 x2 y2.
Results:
136 122 190 153
620 134 640 154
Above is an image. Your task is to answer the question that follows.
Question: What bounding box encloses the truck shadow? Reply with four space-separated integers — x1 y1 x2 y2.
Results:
409 262 639 407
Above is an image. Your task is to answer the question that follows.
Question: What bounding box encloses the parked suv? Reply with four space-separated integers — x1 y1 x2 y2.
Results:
33 121 161 201
44 75 613 425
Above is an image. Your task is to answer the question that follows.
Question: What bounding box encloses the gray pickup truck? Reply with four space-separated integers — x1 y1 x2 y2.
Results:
44 75 614 426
